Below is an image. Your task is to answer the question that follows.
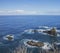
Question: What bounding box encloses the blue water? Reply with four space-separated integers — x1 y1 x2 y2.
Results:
0 15 60 53
0 15 60 35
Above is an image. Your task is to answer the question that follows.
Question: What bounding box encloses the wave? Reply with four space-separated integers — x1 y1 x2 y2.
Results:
22 39 53 50
24 29 34 34
23 26 60 37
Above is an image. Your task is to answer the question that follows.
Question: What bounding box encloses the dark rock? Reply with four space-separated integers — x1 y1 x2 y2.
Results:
27 40 44 47
43 27 57 36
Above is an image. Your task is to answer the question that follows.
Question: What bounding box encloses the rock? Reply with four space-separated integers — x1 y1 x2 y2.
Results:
43 27 57 36
6 34 14 41
27 40 44 47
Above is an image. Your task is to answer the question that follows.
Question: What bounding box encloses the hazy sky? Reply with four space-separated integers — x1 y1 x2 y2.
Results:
0 0 60 15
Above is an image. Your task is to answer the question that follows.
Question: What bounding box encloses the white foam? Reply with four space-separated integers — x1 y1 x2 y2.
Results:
3 35 14 41
57 34 60 37
39 26 50 29
55 43 60 45
37 29 46 32
23 39 53 50
23 39 53 49
23 26 60 37
24 29 34 34
56 30 60 33
42 42 52 50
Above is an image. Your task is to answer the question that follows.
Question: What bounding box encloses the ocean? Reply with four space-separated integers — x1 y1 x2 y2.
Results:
0 15 60 53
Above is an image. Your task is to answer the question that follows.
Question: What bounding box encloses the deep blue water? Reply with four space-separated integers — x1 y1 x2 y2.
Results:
0 15 60 53
0 15 60 35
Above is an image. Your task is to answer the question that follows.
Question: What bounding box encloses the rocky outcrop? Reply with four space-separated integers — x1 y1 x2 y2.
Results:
6 34 14 41
43 27 57 36
27 40 44 47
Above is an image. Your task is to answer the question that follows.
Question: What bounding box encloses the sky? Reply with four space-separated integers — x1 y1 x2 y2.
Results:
0 0 60 15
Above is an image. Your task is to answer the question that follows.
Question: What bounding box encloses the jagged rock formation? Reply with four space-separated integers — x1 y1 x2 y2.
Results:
43 27 57 36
